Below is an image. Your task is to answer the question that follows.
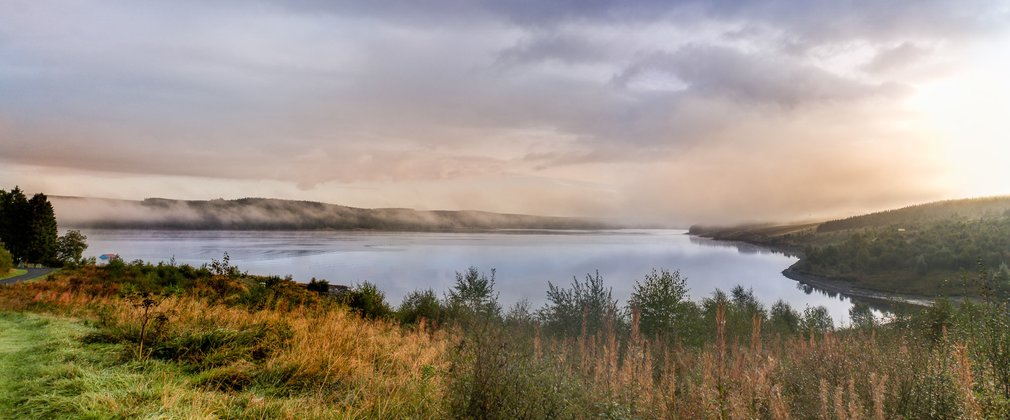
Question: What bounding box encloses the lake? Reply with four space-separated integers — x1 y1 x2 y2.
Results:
79 229 868 325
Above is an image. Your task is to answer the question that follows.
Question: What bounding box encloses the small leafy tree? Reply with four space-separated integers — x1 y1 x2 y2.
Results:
540 270 618 337
505 298 536 326
445 267 501 322
730 285 766 318
628 268 689 341
129 291 168 359
55 230 88 267
209 252 242 278
768 300 801 334
800 305 833 335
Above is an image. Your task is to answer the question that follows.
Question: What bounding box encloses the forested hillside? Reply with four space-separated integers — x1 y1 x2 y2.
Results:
817 196 1010 233
692 196 1010 296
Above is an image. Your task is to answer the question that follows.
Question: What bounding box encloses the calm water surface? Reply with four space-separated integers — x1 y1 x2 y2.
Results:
80 229 867 325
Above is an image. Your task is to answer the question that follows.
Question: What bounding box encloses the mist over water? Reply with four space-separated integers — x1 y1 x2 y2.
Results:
81 229 868 325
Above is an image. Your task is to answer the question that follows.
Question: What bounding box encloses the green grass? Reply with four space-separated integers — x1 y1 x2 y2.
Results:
0 312 276 419
0 312 175 418
0 311 405 418
0 269 27 281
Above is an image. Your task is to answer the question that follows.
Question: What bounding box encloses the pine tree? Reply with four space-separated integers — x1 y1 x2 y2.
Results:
0 187 32 263
27 193 58 264
0 187 60 264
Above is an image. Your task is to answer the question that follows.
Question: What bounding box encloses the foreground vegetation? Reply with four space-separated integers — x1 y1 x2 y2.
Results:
0 260 447 418
3 257 1010 418
692 196 1010 297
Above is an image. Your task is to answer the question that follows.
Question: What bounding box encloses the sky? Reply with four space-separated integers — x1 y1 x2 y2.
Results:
1 0 1009 225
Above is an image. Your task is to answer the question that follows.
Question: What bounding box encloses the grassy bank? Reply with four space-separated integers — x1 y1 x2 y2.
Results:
0 312 196 418
0 266 450 418
0 310 446 418
3 261 1010 418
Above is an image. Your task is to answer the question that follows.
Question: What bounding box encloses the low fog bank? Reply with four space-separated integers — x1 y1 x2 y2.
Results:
51 196 623 231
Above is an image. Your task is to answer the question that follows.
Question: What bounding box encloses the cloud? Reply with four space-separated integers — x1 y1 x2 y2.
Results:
612 44 898 107
863 42 933 74
0 0 1008 224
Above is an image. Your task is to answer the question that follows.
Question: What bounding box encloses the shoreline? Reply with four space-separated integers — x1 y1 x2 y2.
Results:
781 265 934 308
690 232 937 308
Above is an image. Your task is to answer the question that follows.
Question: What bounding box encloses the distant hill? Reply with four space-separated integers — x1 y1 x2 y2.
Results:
691 195 1010 297
691 196 1010 242
50 196 617 231
816 196 1010 233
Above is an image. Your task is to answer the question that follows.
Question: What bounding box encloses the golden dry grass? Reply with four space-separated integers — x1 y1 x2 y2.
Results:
0 276 451 418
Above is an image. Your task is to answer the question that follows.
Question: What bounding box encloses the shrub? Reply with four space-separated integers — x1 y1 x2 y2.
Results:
306 277 330 295
0 242 12 273
628 268 689 341
397 288 444 325
540 270 618 338
344 281 393 319
800 305 833 335
769 299 801 334
445 267 500 323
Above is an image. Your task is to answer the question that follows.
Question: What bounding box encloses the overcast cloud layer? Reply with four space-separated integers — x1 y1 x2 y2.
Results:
2 0 1009 224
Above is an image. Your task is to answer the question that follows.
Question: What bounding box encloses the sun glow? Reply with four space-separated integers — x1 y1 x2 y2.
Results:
904 49 1010 198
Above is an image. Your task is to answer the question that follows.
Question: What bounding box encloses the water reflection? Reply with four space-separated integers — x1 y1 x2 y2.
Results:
688 236 799 258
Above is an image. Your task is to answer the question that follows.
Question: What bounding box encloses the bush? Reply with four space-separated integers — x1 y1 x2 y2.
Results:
769 300 801 334
0 242 12 273
540 270 618 338
397 288 444 325
628 268 689 341
800 305 833 335
306 277 329 295
446 326 594 418
445 267 501 324
344 281 393 319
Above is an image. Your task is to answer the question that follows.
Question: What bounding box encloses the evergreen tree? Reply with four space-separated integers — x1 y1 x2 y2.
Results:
0 187 32 263
0 187 62 265
27 193 58 264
